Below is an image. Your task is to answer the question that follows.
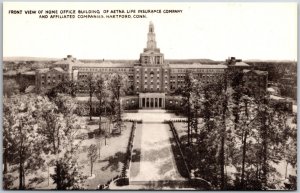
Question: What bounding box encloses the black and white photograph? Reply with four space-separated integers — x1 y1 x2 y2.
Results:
3 2 297 190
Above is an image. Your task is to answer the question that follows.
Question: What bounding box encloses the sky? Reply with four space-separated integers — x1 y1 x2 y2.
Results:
3 2 298 61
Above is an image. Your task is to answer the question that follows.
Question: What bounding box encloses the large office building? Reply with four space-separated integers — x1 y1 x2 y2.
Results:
35 22 268 109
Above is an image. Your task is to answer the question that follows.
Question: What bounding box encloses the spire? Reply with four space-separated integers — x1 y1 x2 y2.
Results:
140 21 164 66
146 21 157 50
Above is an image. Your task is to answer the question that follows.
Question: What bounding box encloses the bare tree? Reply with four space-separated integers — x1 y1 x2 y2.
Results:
87 144 98 176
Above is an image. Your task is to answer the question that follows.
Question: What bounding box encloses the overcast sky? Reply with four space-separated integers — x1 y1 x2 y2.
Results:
4 2 297 61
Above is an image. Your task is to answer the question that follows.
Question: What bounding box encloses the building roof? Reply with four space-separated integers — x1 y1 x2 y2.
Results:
53 67 65 72
220 61 250 67
3 70 17 76
74 62 134 68
234 62 250 66
36 67 66 73
54 55 84 66
36 68 50 73
169 63 228 69
243 69 268 75
21 71 36 76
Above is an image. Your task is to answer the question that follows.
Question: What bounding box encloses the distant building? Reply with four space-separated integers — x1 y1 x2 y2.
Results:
35 67 68 93
225 57 251 72
35 22 268 110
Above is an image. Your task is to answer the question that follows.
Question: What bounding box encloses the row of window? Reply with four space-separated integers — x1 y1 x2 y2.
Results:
172 69 224 73
244 76 265 82
170 74 185 79
41 80 59 86
170 80 185 84
136 75 168 79
41 74 64 79
138 68 168 73
79 68 133 72
141 87 168 92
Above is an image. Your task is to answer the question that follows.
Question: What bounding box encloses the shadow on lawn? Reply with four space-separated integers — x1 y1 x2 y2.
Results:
101 151 126 172
143 146 170 162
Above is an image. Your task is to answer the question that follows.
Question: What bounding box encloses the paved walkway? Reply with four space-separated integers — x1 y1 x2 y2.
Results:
128 110 186 186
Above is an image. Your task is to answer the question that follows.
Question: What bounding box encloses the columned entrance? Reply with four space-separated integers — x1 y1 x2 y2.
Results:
139 93 165 109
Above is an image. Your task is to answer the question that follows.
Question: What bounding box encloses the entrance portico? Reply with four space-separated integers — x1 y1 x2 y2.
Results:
139 93 165 108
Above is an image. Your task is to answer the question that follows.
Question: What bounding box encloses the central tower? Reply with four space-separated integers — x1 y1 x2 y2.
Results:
134 21 169 105
145 22 158 52
139 22 164 66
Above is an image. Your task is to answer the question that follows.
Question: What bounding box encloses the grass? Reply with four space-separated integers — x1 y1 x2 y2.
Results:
6 117 133 190
78 121 132 189
129 123 143 179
